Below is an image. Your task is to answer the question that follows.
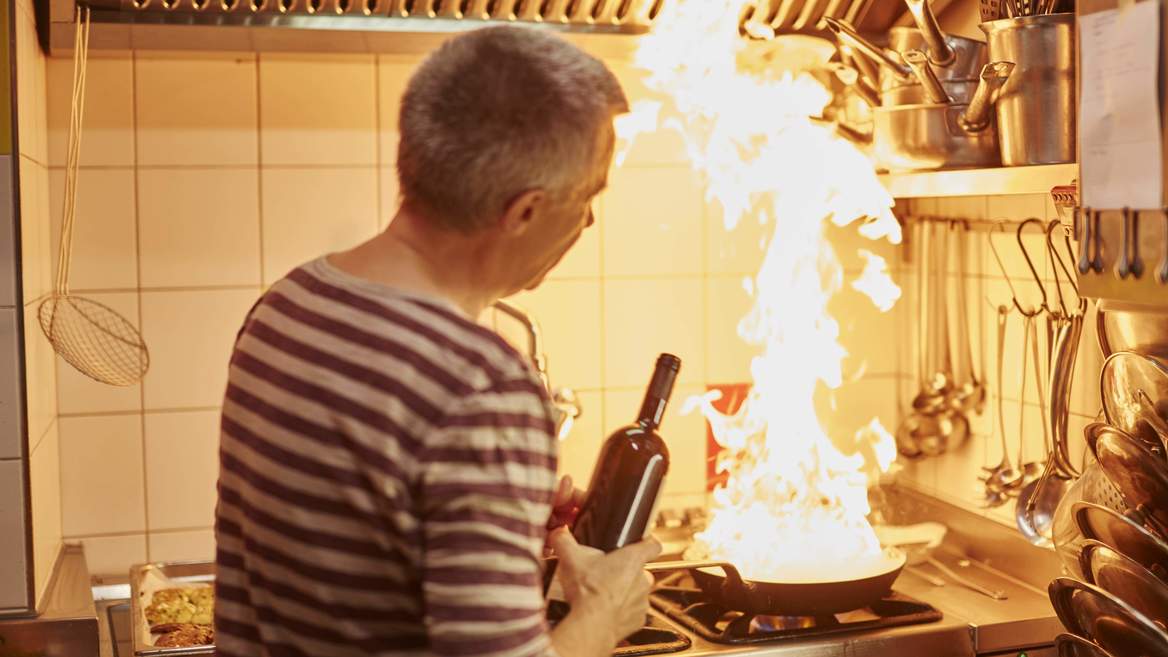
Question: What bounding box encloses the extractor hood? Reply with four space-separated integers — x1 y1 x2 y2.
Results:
42 0 924 56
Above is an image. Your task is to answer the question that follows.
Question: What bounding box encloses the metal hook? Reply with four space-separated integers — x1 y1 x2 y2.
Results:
1016 218 1050 316
988 220 1042 318
1044 221 1068 317
1045 219 1084 316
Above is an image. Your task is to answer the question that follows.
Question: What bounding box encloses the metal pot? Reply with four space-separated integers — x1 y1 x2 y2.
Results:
882 78 979 106
1097 300 1168 361
873 61 1013 171
825 17 988 93
980 13 1075 165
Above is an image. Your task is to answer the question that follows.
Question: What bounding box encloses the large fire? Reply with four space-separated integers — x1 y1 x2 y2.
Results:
616 1 904 582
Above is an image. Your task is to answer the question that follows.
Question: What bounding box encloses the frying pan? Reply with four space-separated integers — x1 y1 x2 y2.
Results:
647 549 907 616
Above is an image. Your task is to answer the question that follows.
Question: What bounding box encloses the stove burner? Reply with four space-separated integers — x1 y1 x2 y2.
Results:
547 599 690 656
649 570 943 645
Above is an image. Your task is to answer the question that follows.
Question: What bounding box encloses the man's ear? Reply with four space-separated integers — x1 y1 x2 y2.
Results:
499 189 546 236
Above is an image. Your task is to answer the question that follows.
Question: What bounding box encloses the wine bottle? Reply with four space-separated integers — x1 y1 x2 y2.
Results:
571 353 680 551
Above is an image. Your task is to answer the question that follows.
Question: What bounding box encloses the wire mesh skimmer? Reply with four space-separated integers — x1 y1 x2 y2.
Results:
37 8 149 387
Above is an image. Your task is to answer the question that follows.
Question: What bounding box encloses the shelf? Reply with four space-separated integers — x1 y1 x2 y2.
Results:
878 163 1078 199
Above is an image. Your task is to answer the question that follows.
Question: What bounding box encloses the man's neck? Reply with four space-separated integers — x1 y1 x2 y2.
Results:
328 209 505 318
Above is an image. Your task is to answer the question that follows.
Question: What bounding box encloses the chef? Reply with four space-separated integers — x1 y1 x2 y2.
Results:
214 24 660 657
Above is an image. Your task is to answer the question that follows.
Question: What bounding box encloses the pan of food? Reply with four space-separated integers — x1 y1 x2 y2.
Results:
130 561 216 656
646 548 907 616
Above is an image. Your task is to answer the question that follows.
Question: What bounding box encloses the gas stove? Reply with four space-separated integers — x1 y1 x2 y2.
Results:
554 553 1057 657
647 567 943 646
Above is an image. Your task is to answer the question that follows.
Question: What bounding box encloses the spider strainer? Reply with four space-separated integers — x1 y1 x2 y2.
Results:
37 9 149 387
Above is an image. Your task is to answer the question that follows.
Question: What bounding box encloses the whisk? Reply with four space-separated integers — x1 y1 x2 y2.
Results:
37 8 149 387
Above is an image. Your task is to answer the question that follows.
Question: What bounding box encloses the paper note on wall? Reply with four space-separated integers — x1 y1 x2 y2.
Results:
1080 0 1163 209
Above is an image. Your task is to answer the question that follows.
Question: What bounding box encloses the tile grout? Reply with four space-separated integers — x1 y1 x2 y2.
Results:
255 53 266 292
130 50 153 561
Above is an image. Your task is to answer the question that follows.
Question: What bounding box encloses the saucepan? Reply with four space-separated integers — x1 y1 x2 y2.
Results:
646 548 907 616
873 61 1013 171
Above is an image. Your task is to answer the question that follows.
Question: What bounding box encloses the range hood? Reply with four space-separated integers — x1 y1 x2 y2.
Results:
42 0 925 56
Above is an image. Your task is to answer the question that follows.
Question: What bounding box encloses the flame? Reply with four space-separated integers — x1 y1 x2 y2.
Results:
852 250 902 312
620 1 903 582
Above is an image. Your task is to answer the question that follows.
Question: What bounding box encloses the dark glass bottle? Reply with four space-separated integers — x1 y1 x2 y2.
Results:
571 353 680 551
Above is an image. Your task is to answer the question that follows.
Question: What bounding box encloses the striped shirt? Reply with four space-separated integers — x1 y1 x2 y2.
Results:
214 257 559 657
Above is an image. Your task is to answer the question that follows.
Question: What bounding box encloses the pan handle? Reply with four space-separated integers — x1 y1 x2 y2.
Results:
644 560 748 588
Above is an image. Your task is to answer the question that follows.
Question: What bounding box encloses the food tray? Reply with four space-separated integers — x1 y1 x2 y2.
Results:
129 560 216 656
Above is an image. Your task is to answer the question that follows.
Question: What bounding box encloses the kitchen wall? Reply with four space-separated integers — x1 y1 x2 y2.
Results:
13 0 63 608
893 194 1102 528
30 43 906 577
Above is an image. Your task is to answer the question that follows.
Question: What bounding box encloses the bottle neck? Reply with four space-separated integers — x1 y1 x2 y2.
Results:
635 354 680 432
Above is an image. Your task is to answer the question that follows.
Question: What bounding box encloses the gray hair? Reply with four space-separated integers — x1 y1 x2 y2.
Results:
397 25 628 232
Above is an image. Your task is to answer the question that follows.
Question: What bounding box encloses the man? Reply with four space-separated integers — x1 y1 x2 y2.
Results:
214 24 660 657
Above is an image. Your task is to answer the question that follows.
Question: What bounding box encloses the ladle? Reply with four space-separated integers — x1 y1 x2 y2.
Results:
950 221 987 414
920 222 969 455
1017 316 1073 546
984 306 1023 502
1016 315 1044 485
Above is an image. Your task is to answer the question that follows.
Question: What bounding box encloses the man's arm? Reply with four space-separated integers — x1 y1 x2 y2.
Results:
419 377 559 657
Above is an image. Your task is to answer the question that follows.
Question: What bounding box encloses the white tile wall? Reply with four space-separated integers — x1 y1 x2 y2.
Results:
258 54 377 166
32 50 922 566
144 410 219 531
259 167 379 284
135 53 259 166
140 288 262 410
16 0 61 609
59 415 146 537
137 168 262 288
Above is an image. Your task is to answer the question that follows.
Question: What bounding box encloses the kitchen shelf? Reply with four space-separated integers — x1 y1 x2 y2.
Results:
879 163 1078 199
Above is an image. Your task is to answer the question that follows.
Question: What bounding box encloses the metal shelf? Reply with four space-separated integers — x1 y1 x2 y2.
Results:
879 163 1078 199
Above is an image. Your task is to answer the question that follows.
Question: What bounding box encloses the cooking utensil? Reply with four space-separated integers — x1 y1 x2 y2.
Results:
1096 300 1168 361
825 18 913 81
1100 351 1168 454
872 62 1014 171
1015 315 1044 484
904 0 955 65
928 223 970 454
37 9 150 387
1017 320 1070 547
1050 314 1085 476
834 66 881 108
980 0 1003 21
1056 634 1118 657
881 78 979 106
980 14 1075 165
898 222 932 458
646 551 907 616
1048 577 1168 657
903 49 951 104
950 222 987 414
915 555 1007 599
1076 502 1168 583
825 20 989 94
1087 424 1168 538
885 27 989 89
984 306 1022 501
1081 540 1168 627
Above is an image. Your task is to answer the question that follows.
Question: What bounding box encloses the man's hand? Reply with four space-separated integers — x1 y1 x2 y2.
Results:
547 475 586 534
547 527 661 652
